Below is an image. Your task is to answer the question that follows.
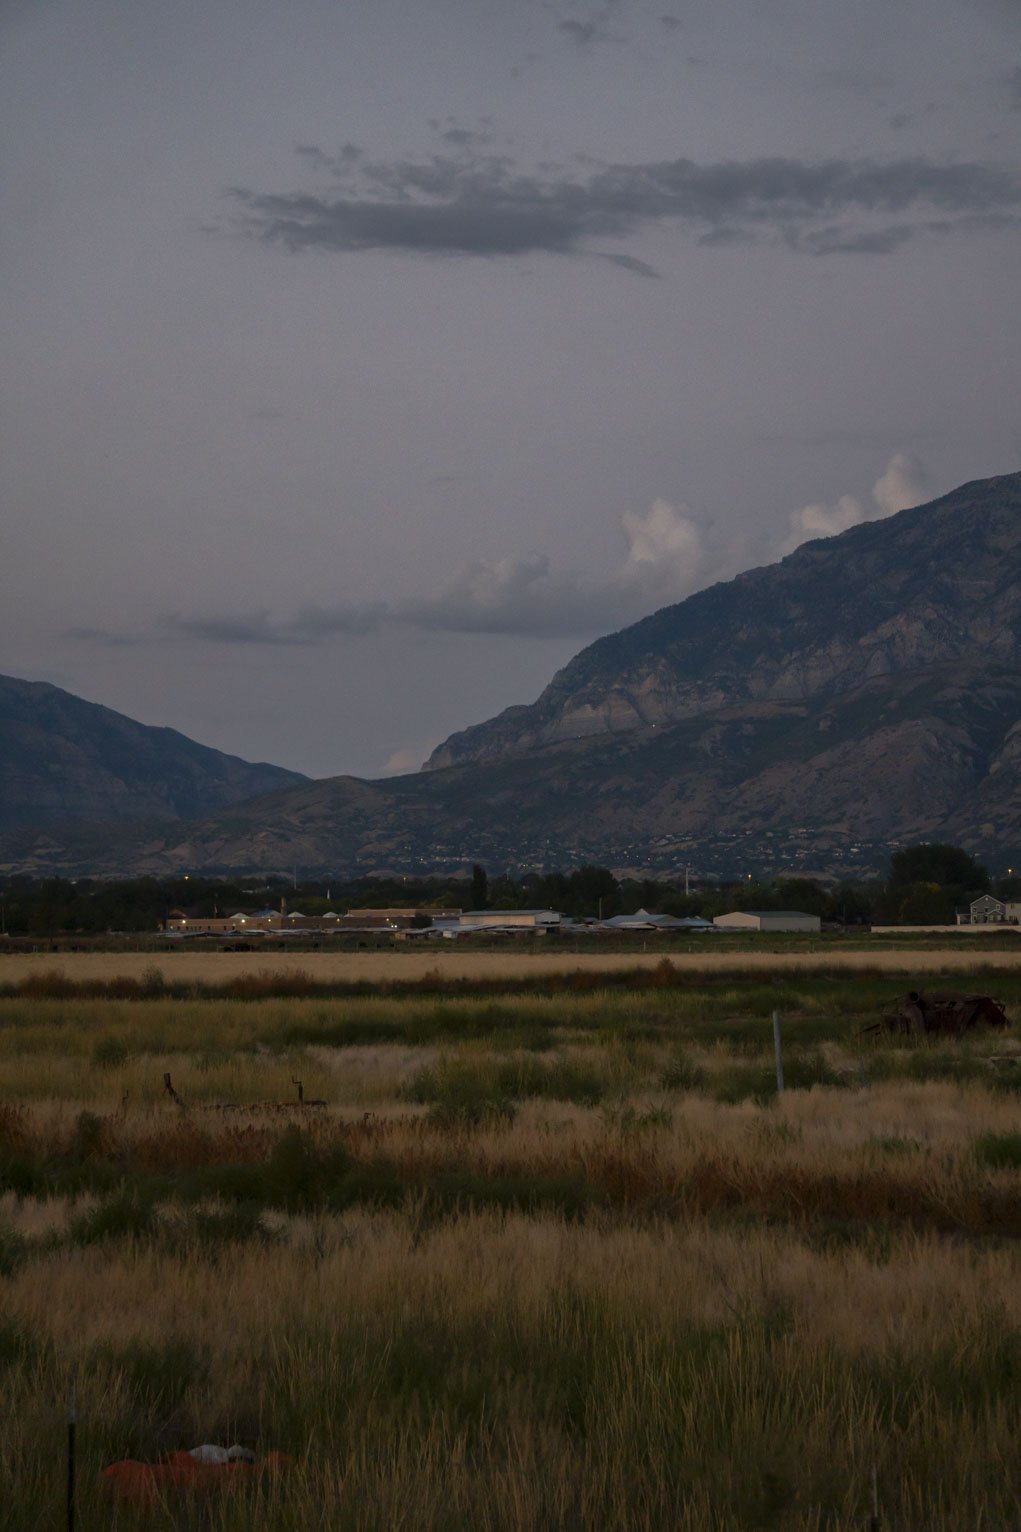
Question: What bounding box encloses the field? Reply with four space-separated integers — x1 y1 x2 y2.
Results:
5 930 1021 986
3 950 1021 1529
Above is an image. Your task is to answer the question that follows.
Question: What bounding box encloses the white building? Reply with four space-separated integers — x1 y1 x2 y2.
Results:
458 909 561 930
601 909 714 931
714 910 821 933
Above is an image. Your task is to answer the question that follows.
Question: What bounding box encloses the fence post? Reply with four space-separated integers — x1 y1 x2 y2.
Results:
67 1374 76 1532
869 1462 879 1530
772 1010 784 1094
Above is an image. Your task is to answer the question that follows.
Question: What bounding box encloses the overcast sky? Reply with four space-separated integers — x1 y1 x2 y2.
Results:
3 0 1020 778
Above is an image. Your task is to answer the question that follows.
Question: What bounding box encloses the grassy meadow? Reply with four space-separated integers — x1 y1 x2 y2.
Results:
3 954 1021 1528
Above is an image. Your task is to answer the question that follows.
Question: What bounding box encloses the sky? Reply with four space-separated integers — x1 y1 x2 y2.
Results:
3 0 1020 779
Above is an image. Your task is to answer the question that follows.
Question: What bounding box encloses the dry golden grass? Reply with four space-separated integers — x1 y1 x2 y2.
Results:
5 1205 1021 1528
3 1076 1020 1239
5 939 1021 986
4 1204 1020 1369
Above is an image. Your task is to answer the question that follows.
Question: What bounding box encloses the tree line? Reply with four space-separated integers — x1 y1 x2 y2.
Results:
0 844 1008 936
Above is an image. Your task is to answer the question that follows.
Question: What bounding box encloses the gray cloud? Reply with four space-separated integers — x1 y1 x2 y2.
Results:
794 223 918 255
427 117 495 150
228 149 1021 267
558 17 622 48
599 250 661 276
160 605 386 645
553 0 624 49
70 501 711 648
68 456 938 655
64 626 144 648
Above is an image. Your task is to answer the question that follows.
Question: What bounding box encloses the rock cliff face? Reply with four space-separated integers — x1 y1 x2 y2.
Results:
0 674 307 830
425 472 1021 769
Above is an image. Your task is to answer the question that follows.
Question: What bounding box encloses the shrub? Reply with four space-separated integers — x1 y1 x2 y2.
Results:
70 1191 157 1246
0 1223 29 1278
175 1201 276 1251
91 1035 128 1068
661 1052 705 1092
140 965 165 996
404 1054 606 1113
267 1124 321 1209
96 1336 209 1414
0 1316 43 1367
69 1108 107 1160
425 1096 517 1129
973 1132 1021 1170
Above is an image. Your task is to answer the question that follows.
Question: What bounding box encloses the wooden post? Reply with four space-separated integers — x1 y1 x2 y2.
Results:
772 1010 784 1093
869 1463 879 1530
67 1375 76 1532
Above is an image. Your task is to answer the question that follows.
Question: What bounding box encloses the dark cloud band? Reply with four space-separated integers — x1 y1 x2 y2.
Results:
227 150 1021 266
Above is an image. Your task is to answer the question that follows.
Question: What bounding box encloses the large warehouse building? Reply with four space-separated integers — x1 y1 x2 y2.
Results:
713 910 821 933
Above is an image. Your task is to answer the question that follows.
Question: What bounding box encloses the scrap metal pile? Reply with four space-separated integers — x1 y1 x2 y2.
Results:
865 990 1009 1037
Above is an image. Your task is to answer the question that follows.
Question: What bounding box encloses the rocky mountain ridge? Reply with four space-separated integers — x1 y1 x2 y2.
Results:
0 674 307 831
2 656 1019 880
426 471 1021 768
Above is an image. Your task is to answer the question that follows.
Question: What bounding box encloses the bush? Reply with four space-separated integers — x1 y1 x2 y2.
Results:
661 1052 705 1092
973 1132 1021 1170
91 1035 128 1068
404 1054 606 1114
175 1201 276 1251
96 1336 208 1414
69 1109 107 1160
70 1191 157 1246
0 1223 29 1278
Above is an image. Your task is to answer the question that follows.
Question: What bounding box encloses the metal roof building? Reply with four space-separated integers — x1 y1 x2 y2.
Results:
713 910 821 933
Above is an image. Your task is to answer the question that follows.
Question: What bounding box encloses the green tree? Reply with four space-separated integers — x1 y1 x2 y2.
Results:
774 878 828 915
888 843 988 893
470 864 489 910
898 882 955 925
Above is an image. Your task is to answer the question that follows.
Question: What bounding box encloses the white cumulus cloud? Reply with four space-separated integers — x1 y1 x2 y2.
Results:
620 497 703 589
398 499 705 637
785 450 931 553
787 492 866 548
872 450 930 517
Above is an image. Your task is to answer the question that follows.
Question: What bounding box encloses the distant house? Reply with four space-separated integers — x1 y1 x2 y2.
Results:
970 895 1005 924
969 896 1021 925
714 910 821 934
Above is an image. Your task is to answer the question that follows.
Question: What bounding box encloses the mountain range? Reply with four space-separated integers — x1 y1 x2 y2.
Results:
2 469 1020 879
0 674 305 832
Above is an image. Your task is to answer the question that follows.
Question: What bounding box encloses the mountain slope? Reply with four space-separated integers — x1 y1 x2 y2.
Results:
2 658 1018 878
0 674 307 830
3 469 1020 878
426 471 1021 768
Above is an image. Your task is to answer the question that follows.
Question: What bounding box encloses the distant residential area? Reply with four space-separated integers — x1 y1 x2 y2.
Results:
0 843 1016 940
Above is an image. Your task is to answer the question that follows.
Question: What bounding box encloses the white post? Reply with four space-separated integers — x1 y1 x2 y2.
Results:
772 1010 784 1093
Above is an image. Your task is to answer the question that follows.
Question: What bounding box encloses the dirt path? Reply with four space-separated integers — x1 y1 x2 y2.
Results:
3 944 1021 984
